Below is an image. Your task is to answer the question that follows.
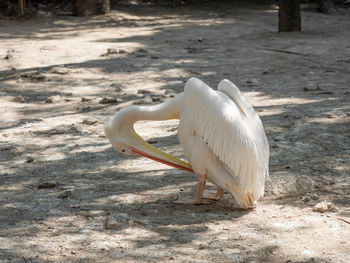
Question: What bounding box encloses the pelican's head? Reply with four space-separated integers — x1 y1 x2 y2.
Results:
104 107 193 173
104 117 134 156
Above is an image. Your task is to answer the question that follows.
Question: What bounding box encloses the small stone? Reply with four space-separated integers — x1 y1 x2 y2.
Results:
71 250 76 255
198 245 206 250
303 83 321 91
152 96 162 102
262 69 274 75
302 196 310 202
312 201 337 213
326 113 335 119
82 119 98 125
136 48 147 53
38 182 57 189
49 67 70 74
167 127 177 132
81 97 91 102
26 156 34 163
12 95 25 103
310 194 319 200
45 95 62 104
137 89 152 94
101 48 118 56
246 79 258 86
58 191 72 199
99 97 117 104
105 216 122 230
4 54 12 60
111 83 122 92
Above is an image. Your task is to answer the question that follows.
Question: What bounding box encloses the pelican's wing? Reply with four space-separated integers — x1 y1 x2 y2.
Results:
217 79 269 166
184 78 269 200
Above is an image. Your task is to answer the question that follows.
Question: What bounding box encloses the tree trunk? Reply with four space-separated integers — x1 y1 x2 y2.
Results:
318 0 337 14
73 0 110 16
278 0 301 32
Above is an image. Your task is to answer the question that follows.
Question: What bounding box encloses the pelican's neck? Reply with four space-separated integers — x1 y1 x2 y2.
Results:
109 92 184 135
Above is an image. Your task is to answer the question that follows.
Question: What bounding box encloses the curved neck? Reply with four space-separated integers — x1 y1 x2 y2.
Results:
112 92 184 128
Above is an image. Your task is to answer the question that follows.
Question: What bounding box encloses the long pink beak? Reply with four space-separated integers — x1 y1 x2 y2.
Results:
130 147 194 173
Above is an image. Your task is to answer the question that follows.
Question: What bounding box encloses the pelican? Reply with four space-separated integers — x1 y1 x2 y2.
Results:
105 78 269 208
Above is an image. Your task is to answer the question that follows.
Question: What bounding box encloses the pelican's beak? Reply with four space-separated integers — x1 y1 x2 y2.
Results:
129 132 193 173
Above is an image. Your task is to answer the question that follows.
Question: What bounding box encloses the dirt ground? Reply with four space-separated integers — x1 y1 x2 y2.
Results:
0 1 350 262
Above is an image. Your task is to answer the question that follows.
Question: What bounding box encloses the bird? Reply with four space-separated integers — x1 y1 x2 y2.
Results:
105 77 269 208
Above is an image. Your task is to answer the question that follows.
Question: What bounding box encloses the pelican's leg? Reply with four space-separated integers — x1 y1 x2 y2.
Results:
173 174 215 205
203 188 224 201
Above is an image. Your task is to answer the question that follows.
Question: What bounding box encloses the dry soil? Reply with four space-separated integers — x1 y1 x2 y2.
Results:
0 1 349 263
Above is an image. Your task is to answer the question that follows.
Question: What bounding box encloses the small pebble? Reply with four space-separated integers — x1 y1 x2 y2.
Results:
82 119 98 125
45 95 62 104
4 54 12 60
137 89 152 94
152 96 162 102
303 83 321 91
310 194 319 200
111 83 122 92
326 113 335 119
167 127 177 132
58 191 72 199
105 216 122 230
38 182 57 189
12 95 25 103
100 48 119 56
312 202 337 213
99 97 117 104
49 67 70 74
81 97 91 102
198 245 206 250
246 79 258 85
136 48 147 53
302 196 310 202
26 156 34 163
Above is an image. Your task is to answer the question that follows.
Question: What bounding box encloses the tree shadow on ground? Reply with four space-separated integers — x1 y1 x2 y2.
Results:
0 1 349 262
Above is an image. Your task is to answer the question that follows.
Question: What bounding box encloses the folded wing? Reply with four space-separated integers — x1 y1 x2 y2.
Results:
184 78 269 200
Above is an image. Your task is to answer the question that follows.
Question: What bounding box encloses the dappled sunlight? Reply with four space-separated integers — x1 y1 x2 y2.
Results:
1 1 349 262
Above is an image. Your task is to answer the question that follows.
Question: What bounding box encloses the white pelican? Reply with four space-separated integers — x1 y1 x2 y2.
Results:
105 78 269 208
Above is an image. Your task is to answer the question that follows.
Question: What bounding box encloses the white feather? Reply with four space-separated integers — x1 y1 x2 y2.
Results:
179 78 269 205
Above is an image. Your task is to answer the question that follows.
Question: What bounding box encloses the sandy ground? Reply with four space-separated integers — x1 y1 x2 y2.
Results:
0 1 350 262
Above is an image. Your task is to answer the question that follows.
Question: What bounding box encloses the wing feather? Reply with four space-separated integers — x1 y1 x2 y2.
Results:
184 78 269 200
